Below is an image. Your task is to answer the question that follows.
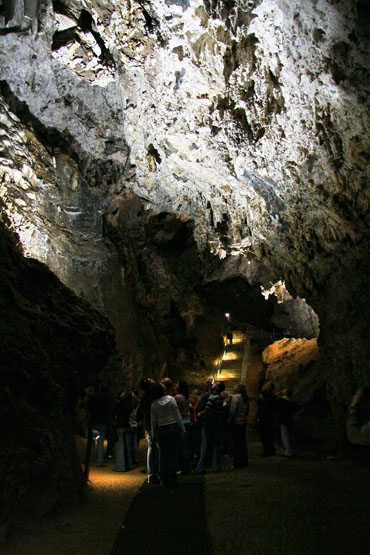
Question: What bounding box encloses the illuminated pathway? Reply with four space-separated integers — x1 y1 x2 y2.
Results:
214 330 249 395
214 328 264 425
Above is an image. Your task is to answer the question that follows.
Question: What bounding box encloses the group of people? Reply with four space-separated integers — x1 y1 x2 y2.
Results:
140 377 253 487
193 380 250 474
137 376 188 489
87 377 300 489
256 383 299 458
87 376 253 489
87 377 370 490
87 383 141 472
255 382 370 454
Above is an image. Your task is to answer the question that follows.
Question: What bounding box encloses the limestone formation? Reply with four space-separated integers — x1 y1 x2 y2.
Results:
0 0 369 534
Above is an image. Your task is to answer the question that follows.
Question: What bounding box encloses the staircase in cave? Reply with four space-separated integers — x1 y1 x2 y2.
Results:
214 328 264 427
214 330 249 395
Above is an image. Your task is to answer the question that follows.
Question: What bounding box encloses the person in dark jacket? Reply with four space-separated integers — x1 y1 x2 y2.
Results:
193 379 213 474
88 383 113 467
189 388 201 458
228 384 249 468
276 388 298 457
174 380 191 475
347 387 370 446
198 381 226 473
222 392 233 458
113 391 135 472
256 382 277 456
225 325 233 345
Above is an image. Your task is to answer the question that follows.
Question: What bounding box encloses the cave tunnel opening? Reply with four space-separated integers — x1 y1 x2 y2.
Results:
201 277 277 332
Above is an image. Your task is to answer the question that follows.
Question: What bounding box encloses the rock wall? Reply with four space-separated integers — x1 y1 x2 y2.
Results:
0 214 114 538
0 0 369 445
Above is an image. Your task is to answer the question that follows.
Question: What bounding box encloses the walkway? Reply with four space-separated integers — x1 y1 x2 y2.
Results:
110 330 252 554
108 439 370 555
214 330 249 395
108 339 370 554
214 328 262 423
6 388 370 554
6 333 370 555
110 474 211 555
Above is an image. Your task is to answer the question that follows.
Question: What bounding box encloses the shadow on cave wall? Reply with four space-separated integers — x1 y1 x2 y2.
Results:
0 214 115 539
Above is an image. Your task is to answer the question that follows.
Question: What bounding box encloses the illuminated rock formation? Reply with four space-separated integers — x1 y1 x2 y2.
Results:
0 0 369 532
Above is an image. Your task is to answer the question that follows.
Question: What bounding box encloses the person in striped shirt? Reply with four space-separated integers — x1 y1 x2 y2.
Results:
198 381 226 473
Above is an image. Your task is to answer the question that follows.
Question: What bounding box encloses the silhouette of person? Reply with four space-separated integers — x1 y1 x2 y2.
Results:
347 387 370 446
276 388 298 457
193 379 213 474
113 390 135 472
256 382 277 456
128 391 140 465
228 384 249 468
189 387 201 458
87 383 113 467
222 392 233 458
174 380 191 475
198 381 226 473
225 325 233 345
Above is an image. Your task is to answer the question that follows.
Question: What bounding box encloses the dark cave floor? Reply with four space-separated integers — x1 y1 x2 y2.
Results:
5 432 370 555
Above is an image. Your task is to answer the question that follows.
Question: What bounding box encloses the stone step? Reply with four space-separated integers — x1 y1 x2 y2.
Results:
216 329 246 395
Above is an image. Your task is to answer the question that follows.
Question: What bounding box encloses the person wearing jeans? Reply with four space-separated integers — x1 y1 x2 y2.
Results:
195 426 208 473
228 384 249 468
88 383 113 467
113 391 135 472
151 383 185 489
92 424 107 467
137 378 160 484
276 388 298 457
198 381 226 473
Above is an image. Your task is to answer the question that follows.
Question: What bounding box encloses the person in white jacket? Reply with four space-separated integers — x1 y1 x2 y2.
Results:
151 383 185 489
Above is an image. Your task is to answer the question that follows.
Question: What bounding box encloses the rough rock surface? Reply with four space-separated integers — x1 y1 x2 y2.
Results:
0 0 369 534
0 215 114 538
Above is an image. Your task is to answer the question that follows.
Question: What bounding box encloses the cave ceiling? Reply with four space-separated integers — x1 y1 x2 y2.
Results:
2 2 370 539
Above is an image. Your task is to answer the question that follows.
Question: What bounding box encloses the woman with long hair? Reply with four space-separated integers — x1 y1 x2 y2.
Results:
151 382 185 489
228 383 249 468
